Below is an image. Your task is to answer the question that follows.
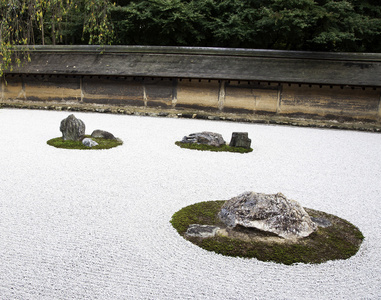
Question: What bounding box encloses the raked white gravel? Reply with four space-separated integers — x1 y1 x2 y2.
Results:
0 108 380 299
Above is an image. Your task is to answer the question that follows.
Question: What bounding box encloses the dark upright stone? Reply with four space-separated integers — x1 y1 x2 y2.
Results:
229 132 251 149
60 114 85 141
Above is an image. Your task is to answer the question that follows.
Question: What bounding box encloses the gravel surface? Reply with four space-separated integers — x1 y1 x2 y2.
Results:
0 108 380 299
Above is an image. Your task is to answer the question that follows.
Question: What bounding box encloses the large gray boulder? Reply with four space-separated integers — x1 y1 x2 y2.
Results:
60 114 85 141
91 129 116 140
219 192 317 239
181 131 226 147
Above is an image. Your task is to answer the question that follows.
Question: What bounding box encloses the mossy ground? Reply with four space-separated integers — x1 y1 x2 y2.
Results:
47 135 123 150
175 141 253 153
170 200 364 265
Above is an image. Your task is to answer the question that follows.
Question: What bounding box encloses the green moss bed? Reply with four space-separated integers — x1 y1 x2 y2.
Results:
170 200 364 265
47 135 123 150
175 141 253 153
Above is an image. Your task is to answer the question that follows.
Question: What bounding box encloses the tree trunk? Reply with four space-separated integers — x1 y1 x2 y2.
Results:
40 15 45 45
52 17 56 45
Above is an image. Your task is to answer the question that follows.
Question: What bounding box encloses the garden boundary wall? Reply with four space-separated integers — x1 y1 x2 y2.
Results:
1 45 381 126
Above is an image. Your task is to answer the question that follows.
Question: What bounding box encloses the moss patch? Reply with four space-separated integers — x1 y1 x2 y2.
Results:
47 135 123 150
170 200 364 265
175 141 253 153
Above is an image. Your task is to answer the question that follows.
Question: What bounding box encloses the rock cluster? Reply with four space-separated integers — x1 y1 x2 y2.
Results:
59 114 119 147
181 131 226 147
219 192 317 239
180 131 252 149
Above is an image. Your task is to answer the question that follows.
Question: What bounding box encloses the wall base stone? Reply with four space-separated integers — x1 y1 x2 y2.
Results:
1 99 380 132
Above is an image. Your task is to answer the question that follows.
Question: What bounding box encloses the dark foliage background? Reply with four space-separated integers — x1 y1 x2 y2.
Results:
1 0 380 53
110 0 381 52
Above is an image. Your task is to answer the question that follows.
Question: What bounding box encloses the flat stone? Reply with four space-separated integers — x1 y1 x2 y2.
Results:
91 129 116 140
181 131 226 147
311 217 332 228
185 224 220 238
219 192 317 239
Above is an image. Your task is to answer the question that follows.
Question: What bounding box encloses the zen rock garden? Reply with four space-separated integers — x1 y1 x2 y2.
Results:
50 114 363 265
47 114 123 150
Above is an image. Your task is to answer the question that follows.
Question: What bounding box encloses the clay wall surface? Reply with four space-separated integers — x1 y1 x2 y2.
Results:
176 80 220 110
280 85 380 119
1 46 380 123
224 82 280 114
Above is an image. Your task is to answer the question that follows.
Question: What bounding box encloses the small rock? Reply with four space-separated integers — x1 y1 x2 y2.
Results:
185 224 220 238
181 131 226 147
60 114 85 141
311 217 332 228
91 129 116 140
229 132 251 149
82 138 98 147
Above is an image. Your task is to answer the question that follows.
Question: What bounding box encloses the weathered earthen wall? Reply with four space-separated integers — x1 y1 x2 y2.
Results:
280 84 380 119
177 80 220 110
2 75 380 121
224 82 280 114
1 46 381 124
